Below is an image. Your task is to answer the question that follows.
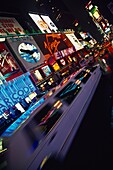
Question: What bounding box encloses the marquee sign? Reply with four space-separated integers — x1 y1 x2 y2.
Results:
54 46 75 59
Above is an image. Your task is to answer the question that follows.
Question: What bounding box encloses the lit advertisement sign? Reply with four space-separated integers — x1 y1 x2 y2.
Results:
33 33 68 57
32 69 43 83
0 73 36 115
54 47 75 59
41 65 52 77
41 15 58 32
34 70 43 81
0 17 25 36
29 13 51 33
93 11 100 19
66 33 83 51
60 58 66 66
52 62 60 71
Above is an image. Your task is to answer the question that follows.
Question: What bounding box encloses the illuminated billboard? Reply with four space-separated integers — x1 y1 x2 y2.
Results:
29 13 51 33
41 15 58 32
66 33 83 51
0 17 25 36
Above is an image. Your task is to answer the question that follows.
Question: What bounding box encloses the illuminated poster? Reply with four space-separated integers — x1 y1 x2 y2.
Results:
41 15 58 32
0 42 22 81
33 69 43 82
29 13 51 33
41 65 52 77
65 33 83 51
0 17 25 36
6 36 45 71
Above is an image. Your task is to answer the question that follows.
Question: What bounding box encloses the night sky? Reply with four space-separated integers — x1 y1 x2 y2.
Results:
61 0 113 41
0 0 113 42
62 0 113 25
0 0 113 24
